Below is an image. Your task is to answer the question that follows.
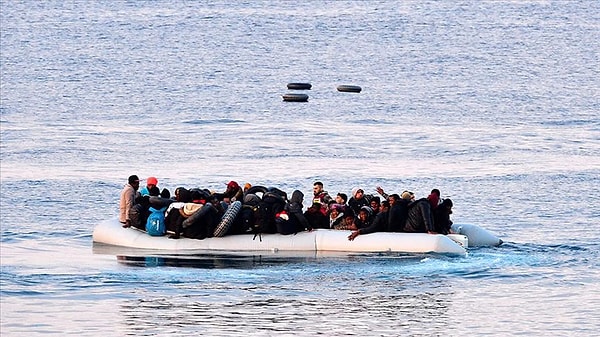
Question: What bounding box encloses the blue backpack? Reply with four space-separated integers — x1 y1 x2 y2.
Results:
146 206 167 236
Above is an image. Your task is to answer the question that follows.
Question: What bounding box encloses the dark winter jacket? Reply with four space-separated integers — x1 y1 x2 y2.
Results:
348 194 372 217
403 198 435 233
285 190 311 232
357 210 388 235
387 199 409 232
433 198 453 234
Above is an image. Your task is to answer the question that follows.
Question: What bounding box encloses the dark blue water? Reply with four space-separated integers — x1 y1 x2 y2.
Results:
1 1 599 336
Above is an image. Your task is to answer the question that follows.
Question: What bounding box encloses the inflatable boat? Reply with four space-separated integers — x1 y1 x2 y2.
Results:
92 218 502 256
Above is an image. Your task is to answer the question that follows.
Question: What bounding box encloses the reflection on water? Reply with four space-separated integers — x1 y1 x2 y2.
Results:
116 272 454 336
92 244 457 335
115 254 319 269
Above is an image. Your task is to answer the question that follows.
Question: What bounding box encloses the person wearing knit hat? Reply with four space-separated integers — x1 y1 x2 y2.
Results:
243 182 252 192
140 176 159 197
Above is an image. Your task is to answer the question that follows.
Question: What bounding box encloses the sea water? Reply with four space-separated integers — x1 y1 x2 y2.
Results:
1 1 599 336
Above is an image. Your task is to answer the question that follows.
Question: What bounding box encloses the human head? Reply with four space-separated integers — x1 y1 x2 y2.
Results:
335 193 347 205
352 187 364 199
146 176 158 188
401 191 415 201
430 188 440 197
313 181 324 196
329 204 342 217
128 175 140 189
226 181 240 190
441 198 453 213
370 197 380 210
388 194 400 206
358 206 371 221
149 186 160 197
380 200 390 212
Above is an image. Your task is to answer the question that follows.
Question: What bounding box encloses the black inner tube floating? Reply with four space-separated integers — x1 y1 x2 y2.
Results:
337 84 362 93
287 83 312 90
282 93 309 102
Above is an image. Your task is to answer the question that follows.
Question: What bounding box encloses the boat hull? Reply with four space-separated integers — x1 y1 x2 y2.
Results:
93 218 468 255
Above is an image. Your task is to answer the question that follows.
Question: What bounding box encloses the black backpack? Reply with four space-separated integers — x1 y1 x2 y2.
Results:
252 192 286 238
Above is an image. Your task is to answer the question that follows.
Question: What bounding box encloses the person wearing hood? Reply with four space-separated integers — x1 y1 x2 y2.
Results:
433 198 454 235
282 190 311 233
355 206 374 229
348 187 372 216
327 203 345 229
348 200 390 241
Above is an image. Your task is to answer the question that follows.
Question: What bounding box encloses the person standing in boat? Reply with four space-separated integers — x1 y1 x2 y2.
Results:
120 175 140 228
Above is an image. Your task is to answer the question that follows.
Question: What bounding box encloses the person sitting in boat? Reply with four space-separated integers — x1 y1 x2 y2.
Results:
427 188 441 210
403 193 437 234
348 187 373 216
312 181 332 213
120 174 140 228
128 193 150 231
387 193 410 232
333 213 357 230
304 201 329 229
347 200 390 241
355 206 374 229
328 203 345 229
433 198 453 235
334 192 350 214
369 196 381 217
211 180 243 204
279 190 311 234
139 176 159 197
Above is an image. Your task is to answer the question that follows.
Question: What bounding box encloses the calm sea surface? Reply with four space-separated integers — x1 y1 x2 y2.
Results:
1 1 599 336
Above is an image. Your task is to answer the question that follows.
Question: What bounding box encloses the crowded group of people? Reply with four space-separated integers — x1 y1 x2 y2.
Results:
119 175 454 241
